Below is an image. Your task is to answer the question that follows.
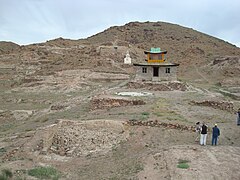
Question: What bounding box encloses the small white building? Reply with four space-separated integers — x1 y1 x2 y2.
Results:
124 51 132 64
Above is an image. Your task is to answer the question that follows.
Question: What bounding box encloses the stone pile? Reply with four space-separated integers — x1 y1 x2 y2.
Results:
50 104 67 111
191 100 234 112
2 148 19 162
127 81 188 91
90 98 145 110
126 120 195 132
48 121 127 157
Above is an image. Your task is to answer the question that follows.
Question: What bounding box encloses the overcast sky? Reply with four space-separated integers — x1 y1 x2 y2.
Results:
0 0 240 47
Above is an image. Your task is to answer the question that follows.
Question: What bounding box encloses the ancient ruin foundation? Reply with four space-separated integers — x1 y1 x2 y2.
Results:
36 120 129 157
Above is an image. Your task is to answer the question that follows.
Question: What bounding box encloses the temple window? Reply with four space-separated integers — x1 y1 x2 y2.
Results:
166 68 170 73
142 67 147 73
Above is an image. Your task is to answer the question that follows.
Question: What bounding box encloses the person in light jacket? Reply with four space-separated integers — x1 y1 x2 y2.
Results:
200 122 208 146
195 122 201 142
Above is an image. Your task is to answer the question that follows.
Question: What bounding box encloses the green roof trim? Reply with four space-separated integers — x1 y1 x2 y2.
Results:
150 47 161 53
144 47 167 54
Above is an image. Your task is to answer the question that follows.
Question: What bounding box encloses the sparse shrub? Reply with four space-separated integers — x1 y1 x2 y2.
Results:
118 112 125 115
25 128 33 132
4 170 12 178
177 163 189 169
0 169 13 180
28 166 60 180
134 163 144 172
177 159 190 169
0 148 6 153
129 132 135 136
141 112 150 116
215 82 222 87
140 112 150 121
0 174 7 180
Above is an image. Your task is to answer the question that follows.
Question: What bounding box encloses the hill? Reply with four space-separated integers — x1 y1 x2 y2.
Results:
0 41 20 54
0 21 240 179
1 21 239 86
87 21 240 84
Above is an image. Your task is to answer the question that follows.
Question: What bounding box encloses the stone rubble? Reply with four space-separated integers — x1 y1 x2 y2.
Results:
50 125 125 157
90 97 145 110
127 81 188 91
190 100 234 112
2 146 23 162
126 120 195 132
50 104 67 111
39 120 129 157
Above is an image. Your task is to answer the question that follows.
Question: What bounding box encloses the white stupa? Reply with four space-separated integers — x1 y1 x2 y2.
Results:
124 51 131 64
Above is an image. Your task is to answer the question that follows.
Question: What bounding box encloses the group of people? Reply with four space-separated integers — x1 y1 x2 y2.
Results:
194 108 240 146
195 122 220 146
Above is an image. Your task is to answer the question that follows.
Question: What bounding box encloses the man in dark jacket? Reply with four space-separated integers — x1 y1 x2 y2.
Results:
237 108 240 126
212 124 220 145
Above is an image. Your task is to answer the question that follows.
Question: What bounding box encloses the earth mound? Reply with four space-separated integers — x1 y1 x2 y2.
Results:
34 120 129 158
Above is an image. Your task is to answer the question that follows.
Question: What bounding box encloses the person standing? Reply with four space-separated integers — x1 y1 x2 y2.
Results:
237 108 240 126
212 124 220 145
195 122 201 142
200 122 208 146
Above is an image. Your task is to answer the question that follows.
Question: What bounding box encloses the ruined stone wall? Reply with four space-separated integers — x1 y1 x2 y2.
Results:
90 98 146 110
127 81 188 91
190 100 234 112
126 120 195 131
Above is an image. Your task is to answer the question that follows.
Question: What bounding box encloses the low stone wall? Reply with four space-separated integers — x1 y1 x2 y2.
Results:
127 81 188 91
126 120 195 132
50 104 67 111
190 100 234 112
90 97 146 110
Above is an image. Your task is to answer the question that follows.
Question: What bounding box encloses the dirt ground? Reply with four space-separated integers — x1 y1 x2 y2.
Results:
0 69 240 180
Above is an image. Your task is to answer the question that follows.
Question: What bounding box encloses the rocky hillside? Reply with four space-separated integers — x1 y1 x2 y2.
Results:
87 22 240 83
88 21 240 60
1 21 240 86
0 41 20 54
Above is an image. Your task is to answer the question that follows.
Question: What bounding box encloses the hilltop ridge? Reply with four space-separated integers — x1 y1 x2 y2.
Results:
1 21 239 86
